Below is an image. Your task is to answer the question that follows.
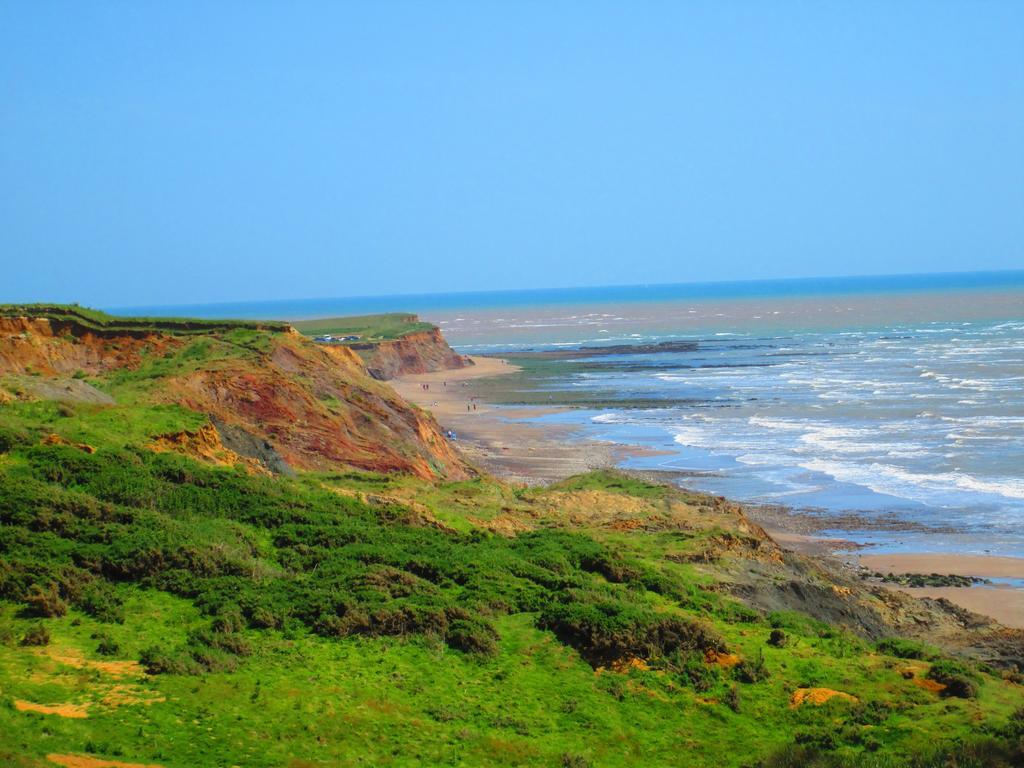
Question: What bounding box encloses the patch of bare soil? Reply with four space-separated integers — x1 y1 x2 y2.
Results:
912 678 947 694
705 649 742 668
40 434 96 453
790 688 859 707
36 647 144 678
149 422 267 474
46 756 163 768
14 700 90 718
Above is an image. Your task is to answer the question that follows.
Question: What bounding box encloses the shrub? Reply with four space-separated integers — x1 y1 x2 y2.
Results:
0 426 30 454
24 582 68 618
94 633 120 656
876 637 930 660
724 686 741 713
21 623 51 646
678 651 720 692
77 584 125 624
734 650 770 684
446 615 499 656
561 755 591 768
927 659 980 699
538 594 725 667
768 628 787 647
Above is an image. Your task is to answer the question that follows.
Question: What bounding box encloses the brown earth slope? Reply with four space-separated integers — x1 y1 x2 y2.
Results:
0 315 471 480
351 327 469 380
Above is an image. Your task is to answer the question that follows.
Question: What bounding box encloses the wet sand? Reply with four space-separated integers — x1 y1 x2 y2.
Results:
856 553 1024 628
392 358 660 485
392 360 1024 628
857 553 1024 579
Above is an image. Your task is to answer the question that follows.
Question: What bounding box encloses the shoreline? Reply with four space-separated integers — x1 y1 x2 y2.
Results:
392 358 1024 629
391 357 667 485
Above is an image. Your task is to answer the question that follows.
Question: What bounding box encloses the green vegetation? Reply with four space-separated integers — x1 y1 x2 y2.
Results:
0 317 1022 767
0 303 289 334
292 312 436 342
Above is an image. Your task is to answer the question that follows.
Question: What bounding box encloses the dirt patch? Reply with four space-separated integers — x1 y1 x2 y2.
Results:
40 434 95 453
912 677 947 694
790 687 859 707
100 684 166 709
466 514 532 536
149 422 268 474
36 647 143 678
608 657 651 674
14 700 90 719
46 756 162 768
705 649 742 668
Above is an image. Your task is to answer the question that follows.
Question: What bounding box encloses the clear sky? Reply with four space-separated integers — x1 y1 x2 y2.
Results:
1 1 1022 307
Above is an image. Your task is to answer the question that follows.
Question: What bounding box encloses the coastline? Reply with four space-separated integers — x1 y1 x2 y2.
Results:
391 357 668 485
393 358 1024 629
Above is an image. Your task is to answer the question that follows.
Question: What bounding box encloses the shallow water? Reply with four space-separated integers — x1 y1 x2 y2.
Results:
438 286 1024 558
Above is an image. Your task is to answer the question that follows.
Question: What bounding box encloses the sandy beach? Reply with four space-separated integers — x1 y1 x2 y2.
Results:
855 553 1024 628
392 359 1024 628
392 357 656 484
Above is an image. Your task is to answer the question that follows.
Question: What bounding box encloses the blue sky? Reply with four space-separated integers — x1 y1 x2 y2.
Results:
1 1 1022 307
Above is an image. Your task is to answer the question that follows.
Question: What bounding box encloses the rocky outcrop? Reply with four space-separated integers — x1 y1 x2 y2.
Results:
351 328 470 380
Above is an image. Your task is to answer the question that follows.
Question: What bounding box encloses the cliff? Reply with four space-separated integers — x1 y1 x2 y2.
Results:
0 309 471 480
351 327 470 380
291 313 470 380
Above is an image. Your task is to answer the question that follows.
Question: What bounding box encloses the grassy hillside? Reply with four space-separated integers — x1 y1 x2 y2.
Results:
0 304 289 335
0 313 1022 767
291 313 436 342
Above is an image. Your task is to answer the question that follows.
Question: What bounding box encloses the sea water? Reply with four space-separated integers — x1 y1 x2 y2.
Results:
114 271 1024 556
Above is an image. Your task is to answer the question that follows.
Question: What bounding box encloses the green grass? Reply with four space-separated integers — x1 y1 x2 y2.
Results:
0 432 1020 765
0 303 289 334
1 321 1022 766
291 313 435 342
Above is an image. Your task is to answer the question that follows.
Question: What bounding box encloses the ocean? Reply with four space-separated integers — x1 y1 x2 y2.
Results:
114 271 1024 557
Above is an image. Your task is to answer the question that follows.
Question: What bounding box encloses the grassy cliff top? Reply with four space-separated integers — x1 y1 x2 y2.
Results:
0 303 290 334
291 312 435 341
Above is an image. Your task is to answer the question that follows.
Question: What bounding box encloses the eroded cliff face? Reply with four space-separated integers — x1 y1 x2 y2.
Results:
0 317 182 375
168 337 471 479
0 316 472 480
351 328 469 380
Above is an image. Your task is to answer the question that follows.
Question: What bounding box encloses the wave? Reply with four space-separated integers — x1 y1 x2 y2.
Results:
800 459 1024 502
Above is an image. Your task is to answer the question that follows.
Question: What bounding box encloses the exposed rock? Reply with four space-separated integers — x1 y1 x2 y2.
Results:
352 328 469 380
8 376 115 405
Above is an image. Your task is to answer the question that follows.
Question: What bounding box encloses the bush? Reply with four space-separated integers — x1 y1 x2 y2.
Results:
734 650 770 684
538 594 725 667
0 426 30 454
21 623 51 646
446 615 499 656
768 629 787 647
77 584 125 624
724 686 741 713
876 637 930 660
24 583 68 618
678 651 720 692
927 659 980 699
94 633 120 656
